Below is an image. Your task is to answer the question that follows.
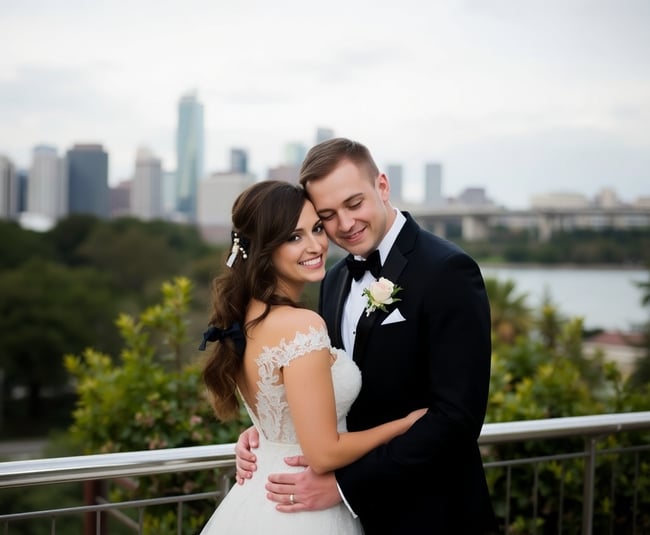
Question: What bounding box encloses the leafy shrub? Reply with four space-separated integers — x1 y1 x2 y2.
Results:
65 277 250 534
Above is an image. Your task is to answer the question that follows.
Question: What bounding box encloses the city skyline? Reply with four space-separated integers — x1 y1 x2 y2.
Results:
2 1 649 208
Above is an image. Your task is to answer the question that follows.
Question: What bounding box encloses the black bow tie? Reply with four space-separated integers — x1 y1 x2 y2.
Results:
346 250 381 281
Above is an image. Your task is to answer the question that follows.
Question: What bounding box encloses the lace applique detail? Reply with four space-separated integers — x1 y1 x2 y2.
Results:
253 326 331 443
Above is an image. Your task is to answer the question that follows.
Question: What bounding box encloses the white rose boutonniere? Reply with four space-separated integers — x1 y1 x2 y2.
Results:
362 277 402 316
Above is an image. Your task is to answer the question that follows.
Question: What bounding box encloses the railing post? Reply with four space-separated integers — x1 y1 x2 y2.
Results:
582 437 597 535
84 480 106 535
219 470 234 503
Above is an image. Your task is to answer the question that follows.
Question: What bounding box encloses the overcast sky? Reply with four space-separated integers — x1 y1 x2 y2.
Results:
2 0 649 208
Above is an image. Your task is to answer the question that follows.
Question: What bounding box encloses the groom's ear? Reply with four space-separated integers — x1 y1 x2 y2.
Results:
377 172 391 201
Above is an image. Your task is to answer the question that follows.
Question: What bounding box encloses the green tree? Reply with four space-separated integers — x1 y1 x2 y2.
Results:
65 277 249 534
0 259 118 422
485 280 650 534
75 218 216 305
47 214 102 266
629 266 650 386
484 277 533 344
0 221 54 270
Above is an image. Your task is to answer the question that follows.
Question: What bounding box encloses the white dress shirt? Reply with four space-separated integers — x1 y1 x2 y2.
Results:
341 209 406 355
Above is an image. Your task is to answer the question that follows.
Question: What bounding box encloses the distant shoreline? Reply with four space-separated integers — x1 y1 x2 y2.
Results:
477 262 648 272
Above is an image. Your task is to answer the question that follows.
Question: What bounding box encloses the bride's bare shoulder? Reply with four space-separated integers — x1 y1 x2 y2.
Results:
267 306 326 338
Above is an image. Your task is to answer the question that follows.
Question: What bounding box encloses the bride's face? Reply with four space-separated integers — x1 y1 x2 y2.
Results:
273 200 328 297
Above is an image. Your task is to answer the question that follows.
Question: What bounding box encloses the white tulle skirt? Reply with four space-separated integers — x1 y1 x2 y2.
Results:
199 438 363 535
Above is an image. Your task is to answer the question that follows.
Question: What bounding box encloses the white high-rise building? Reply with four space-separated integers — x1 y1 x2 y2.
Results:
424 163 443 206
131 147 164 221
285 142 307 167
595 188 621 208
162 170 177 217
27 145 67 221
197 171 257 243
0 155 18 220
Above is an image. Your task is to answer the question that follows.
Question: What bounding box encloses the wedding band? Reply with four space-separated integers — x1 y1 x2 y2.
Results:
289 493 295 505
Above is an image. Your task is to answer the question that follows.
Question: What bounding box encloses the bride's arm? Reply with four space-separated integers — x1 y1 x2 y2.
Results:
283 340 425 475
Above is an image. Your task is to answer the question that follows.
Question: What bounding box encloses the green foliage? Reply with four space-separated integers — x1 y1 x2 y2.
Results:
484 271 650 533
0 216 222 436
3 216 649 531
461 227 650 265
47 214 102 266
628 266 650 387
0 259 119 424
484 277 533 343
65 277 250 533
0 221 55 269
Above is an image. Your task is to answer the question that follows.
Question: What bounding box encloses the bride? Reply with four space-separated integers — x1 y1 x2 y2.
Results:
197 180 425 534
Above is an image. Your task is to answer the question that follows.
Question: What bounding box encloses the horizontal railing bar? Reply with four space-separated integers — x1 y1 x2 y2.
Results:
479 411 650 444
483 443 650 469
1 412 649 489
98 497 140 531
0 444 235 488
484 451 587 469
0 490 222 522
598 443 650 455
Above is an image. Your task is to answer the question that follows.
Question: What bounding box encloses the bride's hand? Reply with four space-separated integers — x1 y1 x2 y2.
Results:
405 408 427 427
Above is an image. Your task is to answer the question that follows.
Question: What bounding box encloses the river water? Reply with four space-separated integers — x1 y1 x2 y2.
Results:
478 265 648 332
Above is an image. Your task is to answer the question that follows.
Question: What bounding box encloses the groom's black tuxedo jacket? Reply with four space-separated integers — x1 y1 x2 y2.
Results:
320 213 496 534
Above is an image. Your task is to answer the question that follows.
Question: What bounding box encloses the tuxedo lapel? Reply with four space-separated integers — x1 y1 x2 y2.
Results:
353 226 412 367
323 261 353 350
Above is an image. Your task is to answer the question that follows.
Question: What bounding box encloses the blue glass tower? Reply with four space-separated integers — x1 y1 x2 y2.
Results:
66 144 109 218
176 91 204 221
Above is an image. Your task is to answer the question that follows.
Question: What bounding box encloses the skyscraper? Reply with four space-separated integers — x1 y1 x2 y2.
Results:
230 148 248 174
424 163 443 207
284 142 306 167
197 170 256 243
315 127 334 144
386 164 403 203
176 90 204 222
27 145 67 221
16 169 28 213
66 144 109 218
131 147 163 221
110 180 131 218
0 155 18 220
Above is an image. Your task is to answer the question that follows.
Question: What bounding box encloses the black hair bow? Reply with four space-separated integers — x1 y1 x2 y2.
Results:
198 322 246 356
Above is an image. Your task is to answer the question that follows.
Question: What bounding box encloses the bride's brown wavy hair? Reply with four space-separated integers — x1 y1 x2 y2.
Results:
202 180 308 421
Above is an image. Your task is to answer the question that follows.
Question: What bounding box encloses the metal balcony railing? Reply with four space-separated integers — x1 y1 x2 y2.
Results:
1 411 650 535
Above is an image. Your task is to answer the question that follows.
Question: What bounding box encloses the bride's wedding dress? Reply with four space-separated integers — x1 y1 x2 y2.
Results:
199 326 364 535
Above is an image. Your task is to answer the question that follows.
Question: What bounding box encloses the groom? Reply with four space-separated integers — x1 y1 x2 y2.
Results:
236 138 497 534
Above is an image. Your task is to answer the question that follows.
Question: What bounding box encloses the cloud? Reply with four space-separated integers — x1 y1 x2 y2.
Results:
0 0 648 208
442 126 650 207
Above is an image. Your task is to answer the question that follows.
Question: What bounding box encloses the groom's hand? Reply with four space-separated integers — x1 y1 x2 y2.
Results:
266 455 342 512
234 426 259 485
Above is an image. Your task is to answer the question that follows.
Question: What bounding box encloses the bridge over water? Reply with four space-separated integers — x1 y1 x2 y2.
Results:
400 204 650 241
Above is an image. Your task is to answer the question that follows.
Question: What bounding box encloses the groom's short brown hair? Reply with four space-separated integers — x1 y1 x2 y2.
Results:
299 137 379 188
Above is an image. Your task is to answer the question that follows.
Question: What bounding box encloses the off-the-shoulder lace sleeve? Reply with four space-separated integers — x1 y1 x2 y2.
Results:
252 326 332 443
258 325 331 369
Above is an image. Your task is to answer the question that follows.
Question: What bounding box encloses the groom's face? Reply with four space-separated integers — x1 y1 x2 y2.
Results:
307 159 393 258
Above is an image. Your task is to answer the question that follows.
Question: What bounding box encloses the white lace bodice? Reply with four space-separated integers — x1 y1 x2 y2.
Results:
245 326 361 444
